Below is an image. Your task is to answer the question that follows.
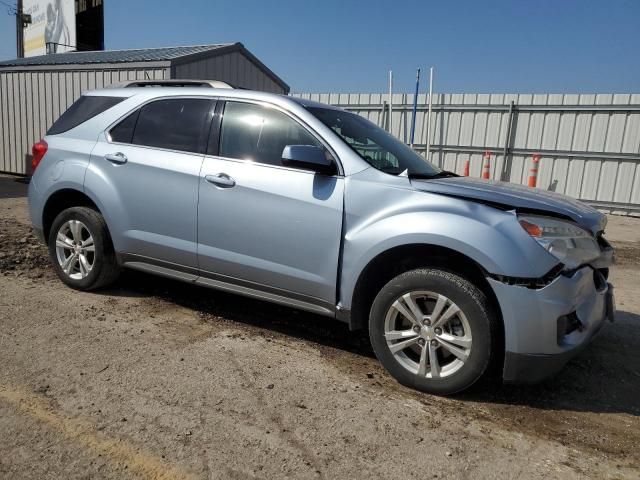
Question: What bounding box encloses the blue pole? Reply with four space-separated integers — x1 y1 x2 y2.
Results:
410 68 420 146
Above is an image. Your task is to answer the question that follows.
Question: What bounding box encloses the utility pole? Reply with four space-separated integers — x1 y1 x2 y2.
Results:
388 70 393 134
15 0 32 58
409 68 421 147
15 0 23 58
425 67 434 163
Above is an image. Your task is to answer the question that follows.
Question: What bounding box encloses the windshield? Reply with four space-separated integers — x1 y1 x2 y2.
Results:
307 106 441 177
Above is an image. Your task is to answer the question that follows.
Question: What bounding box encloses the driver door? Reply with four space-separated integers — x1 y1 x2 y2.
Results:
197 100 344 307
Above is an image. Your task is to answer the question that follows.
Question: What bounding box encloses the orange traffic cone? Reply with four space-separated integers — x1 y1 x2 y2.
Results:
528 154 540 187
482 151 491 179
463 159 470 176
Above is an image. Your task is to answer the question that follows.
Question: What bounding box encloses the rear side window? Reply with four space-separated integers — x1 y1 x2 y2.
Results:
48 96 125 135
128 98 213 154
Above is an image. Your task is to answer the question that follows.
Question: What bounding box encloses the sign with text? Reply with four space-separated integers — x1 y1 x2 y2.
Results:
23 0 76 57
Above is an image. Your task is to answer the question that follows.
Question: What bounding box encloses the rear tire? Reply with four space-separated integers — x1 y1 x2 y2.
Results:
48 206 120 290
369 268 497 395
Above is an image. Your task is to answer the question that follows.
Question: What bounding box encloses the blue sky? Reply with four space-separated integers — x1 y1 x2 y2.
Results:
1 0 639 93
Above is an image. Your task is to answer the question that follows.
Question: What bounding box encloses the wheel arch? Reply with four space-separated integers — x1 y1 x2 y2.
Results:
347 244 504 343
42 188 103 242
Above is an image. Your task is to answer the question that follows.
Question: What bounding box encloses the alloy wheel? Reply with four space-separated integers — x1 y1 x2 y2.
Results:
55 220 95 280
384 291 472 379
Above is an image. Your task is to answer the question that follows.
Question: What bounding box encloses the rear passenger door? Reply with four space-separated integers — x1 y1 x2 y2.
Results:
87 97 215 270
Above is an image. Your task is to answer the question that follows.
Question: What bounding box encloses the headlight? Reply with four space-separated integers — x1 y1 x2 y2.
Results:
518 215 600 269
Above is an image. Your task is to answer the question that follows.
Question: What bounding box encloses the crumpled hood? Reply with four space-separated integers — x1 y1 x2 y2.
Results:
410 176 607 234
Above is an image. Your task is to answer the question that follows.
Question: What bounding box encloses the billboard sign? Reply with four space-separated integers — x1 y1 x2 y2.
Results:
23 0 76 57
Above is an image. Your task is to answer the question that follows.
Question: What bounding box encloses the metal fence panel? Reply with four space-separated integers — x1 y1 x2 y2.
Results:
294 92 640 214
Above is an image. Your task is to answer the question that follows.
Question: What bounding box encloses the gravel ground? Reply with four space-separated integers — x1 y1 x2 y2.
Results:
1 174 639 479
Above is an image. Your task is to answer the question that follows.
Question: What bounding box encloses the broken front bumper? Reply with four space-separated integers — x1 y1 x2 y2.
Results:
488 266 615 383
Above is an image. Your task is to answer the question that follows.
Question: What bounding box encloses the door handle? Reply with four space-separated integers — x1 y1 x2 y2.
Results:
205 173 236 188
105 152 128 164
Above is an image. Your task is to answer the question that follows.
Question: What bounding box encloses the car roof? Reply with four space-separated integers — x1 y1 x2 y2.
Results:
84 86 343 111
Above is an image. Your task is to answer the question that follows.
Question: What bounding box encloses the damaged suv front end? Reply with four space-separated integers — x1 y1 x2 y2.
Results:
490 214 615 382
416 177 615 382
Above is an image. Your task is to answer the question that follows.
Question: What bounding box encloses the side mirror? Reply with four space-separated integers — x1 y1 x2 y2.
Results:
281 145 335 175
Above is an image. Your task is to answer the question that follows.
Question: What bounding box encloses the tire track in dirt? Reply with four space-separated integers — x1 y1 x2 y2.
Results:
0 384 196 480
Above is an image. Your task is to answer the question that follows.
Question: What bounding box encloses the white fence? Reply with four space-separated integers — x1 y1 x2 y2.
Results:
293 93 640 214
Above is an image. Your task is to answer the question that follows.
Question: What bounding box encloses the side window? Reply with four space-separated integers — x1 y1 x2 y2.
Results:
109 110 139 144
219 101 325 167
48 95 125 135
111 98 213 154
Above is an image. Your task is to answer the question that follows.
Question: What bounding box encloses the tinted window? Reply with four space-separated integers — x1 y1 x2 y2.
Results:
307 107 440 177
219 102 323 166
131 98 213 154
48 95 125 135
109 110 139 144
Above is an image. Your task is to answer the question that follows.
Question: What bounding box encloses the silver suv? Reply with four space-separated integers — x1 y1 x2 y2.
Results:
28 85 615 395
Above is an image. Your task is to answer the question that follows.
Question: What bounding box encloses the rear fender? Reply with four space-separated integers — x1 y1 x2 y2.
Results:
29 136 97 232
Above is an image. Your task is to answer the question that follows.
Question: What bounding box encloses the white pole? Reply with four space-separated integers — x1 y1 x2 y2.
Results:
388 70 393 134
425 67 434 162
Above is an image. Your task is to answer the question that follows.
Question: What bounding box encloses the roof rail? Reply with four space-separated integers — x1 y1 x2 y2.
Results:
109 79 235 89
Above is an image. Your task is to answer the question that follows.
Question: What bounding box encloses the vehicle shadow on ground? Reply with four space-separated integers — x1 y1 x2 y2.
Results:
461 309 640 417
105 269 375 357
0 176 29 199
103 269 640 417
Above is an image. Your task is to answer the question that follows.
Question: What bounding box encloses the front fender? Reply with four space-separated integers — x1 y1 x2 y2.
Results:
339 183 558 310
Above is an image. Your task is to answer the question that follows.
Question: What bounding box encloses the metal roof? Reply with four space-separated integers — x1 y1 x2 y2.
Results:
0 44 233 67
0 42 289 93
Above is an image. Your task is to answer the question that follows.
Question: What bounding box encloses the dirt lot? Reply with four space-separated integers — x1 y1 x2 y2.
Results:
1 174 639 480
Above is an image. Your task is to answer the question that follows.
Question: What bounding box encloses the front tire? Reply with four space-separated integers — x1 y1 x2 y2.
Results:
369 268 497 395
48 206 120 290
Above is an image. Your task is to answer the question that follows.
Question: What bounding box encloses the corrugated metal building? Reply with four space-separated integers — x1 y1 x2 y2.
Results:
0 43 289 174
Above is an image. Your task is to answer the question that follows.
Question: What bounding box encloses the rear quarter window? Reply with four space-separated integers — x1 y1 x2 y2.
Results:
109 110 140 144
47 95 125 135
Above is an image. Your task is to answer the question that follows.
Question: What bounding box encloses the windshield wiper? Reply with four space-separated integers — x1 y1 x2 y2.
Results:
408 170 459 180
